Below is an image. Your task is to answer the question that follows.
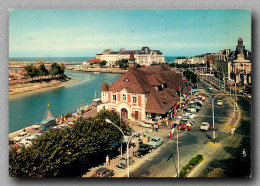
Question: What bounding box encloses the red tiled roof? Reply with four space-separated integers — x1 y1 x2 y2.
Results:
106 64 189 114
89 59 101 62
101 82 109 91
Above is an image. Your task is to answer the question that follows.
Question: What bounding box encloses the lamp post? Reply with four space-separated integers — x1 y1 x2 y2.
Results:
105 118 130 177
202 91 222 143
105 118 152 177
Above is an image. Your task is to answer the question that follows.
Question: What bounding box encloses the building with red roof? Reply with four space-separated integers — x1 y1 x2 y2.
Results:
98 52 190 121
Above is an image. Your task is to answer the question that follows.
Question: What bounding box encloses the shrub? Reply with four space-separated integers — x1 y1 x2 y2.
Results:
179 154 203 177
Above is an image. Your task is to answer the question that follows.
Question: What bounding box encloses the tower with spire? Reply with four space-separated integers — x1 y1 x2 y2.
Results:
128 50 136 71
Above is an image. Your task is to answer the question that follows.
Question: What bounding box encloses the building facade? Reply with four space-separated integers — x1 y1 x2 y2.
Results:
98 52 189 122
96 47 165 67
215 37 251 85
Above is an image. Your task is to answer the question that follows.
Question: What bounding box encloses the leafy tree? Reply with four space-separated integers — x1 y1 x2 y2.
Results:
24 64 39 78
100 60 107 67
116 59 128 69
183 70 198 84
49 63 63 75
9 110 131 177
58 63 65 74
38 63 49 76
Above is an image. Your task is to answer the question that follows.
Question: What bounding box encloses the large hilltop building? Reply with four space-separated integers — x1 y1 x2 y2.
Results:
96 46 165 67
215 37 252 85
97 51 189 122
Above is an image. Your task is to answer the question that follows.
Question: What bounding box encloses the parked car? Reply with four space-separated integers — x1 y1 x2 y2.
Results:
13 132 31 142
148 136 164 149
91 167 114 177
32 125 40 130
217 100 223 106
200 122 210 131
138 122 153 128
178 123 191 131
132 131 140 138
133 144 152 158
116 155 134 169
188 108 196 113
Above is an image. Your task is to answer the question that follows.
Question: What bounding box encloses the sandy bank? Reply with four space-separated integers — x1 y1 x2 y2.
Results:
9 77 80 99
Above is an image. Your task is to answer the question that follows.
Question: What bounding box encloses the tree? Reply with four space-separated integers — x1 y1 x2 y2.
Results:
58 63 65 74
24 64 38 78
183 70 197 84
100 60 107 67
9 110 131 177
38 63 49 76
116 59 128 69
49 63 63 75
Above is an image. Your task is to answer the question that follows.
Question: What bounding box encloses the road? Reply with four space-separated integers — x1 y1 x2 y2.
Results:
129 79 251 177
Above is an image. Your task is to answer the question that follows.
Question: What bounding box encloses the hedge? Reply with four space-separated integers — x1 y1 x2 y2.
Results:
179 154 203 177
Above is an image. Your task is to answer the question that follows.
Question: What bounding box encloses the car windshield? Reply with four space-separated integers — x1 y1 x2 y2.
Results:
152 138 159 142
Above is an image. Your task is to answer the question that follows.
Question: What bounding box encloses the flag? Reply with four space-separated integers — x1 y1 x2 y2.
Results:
169 127 175 139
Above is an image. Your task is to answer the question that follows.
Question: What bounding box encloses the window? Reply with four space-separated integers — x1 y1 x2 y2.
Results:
133 96 137 103
122 94 126 101
113 95 117 101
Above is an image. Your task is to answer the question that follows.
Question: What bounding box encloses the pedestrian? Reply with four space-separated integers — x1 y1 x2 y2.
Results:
106 155 110 165
168 132 171 139
155 124 159 132
132 138 136 147
242 148 247 158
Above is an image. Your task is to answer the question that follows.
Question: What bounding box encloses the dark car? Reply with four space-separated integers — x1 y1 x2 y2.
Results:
133 144 152 158
91 167 114 178
116 155 134 169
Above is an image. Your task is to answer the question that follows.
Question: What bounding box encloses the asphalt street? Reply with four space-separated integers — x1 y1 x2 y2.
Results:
130 79 251 178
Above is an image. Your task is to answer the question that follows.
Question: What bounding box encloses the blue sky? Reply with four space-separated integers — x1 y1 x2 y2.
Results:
9 9 251 57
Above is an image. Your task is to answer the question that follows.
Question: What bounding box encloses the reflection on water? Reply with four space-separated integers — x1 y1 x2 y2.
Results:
9 70 121 133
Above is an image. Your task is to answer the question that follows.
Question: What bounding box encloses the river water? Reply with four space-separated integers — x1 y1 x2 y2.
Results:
9 70 121 133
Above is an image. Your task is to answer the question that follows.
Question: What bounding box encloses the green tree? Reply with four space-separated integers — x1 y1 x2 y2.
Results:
58 63 65 74
49 63 63 75
9 110 131 177
38 63 49 76
116 59 128 69
24 64 39 78
100 60 107 67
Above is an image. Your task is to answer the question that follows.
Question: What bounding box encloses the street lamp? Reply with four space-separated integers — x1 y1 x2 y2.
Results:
105 118 130 177
105 118 152 177
202 91 222 144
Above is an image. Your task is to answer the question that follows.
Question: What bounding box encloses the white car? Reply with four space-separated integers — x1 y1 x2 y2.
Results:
13 132 31 142
188 108 196 113
217 100 223 106
139 122 153 128
200 122 210 131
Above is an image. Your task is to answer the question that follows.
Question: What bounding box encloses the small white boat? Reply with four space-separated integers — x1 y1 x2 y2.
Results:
94 72 99 74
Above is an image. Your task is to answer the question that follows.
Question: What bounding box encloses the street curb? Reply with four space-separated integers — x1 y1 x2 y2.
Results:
187 157 206 177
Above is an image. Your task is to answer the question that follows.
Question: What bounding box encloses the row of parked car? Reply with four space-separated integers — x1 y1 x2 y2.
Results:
12 132 43 147
92 135 165 177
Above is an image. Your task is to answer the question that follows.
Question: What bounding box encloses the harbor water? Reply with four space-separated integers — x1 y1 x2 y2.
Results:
9 70 121 133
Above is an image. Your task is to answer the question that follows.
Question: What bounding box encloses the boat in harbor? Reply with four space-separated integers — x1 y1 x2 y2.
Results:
94 72 99 74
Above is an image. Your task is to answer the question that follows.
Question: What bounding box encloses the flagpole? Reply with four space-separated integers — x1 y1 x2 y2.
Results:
177 124 179 178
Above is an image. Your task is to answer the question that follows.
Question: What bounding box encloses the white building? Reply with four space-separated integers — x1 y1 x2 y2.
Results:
96 47 165 67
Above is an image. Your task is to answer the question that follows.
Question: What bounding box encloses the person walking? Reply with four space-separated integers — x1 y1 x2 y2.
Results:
242 148 247 158
106 155 110 165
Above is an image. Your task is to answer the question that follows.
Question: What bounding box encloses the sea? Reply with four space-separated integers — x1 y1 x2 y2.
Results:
9 56 177 63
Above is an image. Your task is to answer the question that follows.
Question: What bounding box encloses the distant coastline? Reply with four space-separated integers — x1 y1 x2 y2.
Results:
9 56 177 63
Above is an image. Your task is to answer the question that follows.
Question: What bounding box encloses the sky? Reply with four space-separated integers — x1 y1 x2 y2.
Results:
9 9 251 58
